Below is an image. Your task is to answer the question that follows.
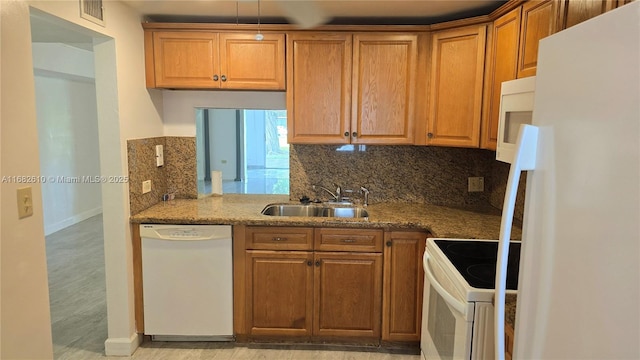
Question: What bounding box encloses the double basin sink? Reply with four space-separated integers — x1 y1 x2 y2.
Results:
261 203 369 218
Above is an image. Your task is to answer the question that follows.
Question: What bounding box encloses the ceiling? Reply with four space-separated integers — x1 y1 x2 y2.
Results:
123 0 506 25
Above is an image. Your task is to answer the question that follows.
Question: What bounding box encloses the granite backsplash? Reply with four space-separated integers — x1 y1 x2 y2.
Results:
127 137 197 215
291 144 503 209
127 137 524 220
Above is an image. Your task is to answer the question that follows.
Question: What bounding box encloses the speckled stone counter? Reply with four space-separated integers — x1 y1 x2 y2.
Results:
130 194 522 240
505 294 518 328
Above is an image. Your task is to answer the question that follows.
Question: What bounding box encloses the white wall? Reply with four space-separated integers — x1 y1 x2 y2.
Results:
1 2 54 358
1 0 164 358
163 90 286 136
34 43 102 235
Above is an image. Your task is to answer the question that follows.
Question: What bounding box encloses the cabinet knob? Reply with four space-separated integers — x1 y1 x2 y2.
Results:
386 241 392 247
272 237 287 242
315 260 321 267
307 260 313 267
352 132 358 138
213 75 219 81
221 75 227 82
344 131 349 137
427 132 433 139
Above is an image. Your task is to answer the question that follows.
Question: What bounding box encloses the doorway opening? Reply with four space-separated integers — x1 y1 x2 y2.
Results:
30 9 110 359
196 109 289 195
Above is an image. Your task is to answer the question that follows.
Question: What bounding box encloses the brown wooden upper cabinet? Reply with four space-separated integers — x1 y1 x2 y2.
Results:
146 31 285 90
557 0 617 29
427 25 487 148
481 0 555 150
286 33 353 144
287 33 418 145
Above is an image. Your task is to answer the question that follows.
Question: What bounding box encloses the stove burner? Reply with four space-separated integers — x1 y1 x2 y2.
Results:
467 264 494 287
435 240 521 290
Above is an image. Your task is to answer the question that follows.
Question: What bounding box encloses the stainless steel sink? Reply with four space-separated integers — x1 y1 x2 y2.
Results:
261 204 369 218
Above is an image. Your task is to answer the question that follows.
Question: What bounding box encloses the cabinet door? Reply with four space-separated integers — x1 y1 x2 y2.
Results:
287 33 352 144
152 31 219 88
219 33 285 90
314 252 383 338
246 251 314 336
428 25 486 148
518 0 556 78
481 10 520 150
557 0 617 30
352 34 418 144
382 231 427 342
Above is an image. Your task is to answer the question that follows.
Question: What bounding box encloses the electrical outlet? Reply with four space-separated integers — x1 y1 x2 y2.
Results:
17 186 33 219
142 180 152 194
468 177 485 192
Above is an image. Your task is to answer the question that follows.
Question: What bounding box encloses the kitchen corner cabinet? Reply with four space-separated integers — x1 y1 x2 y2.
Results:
145 31 285 90
427 25 487 148
287 33 418 145
382 231 427 342
557 0 617 30
481 0 555 150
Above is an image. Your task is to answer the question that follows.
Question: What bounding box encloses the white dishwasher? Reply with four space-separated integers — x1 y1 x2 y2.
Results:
140 224 233 341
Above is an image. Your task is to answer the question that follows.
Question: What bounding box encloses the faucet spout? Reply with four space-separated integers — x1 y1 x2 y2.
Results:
312 184 342 203
360 186 370 207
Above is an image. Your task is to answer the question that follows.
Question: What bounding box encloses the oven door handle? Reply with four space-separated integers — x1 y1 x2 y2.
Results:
423 252 467 316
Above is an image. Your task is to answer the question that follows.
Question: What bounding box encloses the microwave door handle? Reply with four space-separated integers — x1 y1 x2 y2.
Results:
495 124 539 360
423 253 467 316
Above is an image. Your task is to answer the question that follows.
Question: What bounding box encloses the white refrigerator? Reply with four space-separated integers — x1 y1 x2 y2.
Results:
496 3 639 359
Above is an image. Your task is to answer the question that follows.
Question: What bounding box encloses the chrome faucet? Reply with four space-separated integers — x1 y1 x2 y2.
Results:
360 186 370 207
312 184 343 203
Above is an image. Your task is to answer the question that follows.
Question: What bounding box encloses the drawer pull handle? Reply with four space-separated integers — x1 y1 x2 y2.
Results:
272 237 287 242
341 239 357 243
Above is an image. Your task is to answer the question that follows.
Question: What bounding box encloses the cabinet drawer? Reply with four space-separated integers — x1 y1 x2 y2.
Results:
245 226 314 250
314 228 383 252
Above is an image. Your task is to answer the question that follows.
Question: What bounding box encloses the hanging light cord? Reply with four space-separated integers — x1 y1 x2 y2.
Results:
255 0 264 40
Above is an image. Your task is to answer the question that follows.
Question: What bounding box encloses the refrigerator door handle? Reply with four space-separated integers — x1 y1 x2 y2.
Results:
423 252 467 316
495 124 539 359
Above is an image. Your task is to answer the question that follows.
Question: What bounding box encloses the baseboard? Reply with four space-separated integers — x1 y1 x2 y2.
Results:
44 206 102 235
104 332 141 356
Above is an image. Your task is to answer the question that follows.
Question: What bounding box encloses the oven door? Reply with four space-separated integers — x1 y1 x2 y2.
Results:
421 251 475 360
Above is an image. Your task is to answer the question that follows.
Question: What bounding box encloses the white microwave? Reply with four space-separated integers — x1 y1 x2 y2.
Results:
496 76 536 163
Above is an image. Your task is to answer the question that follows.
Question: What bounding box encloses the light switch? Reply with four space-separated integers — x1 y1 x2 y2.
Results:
17 186 33 219
155 145 164 167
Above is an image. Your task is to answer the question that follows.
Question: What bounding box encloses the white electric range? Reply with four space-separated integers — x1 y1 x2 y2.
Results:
420 238 521 360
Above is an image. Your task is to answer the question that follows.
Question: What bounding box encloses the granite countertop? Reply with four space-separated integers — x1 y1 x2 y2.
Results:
130 194 521 239
505 294 518 329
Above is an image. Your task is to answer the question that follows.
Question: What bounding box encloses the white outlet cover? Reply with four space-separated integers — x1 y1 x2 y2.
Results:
142 180 152 194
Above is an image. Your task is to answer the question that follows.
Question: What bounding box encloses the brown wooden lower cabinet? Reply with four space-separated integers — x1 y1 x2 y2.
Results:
382 231 428 342
505 322 515 360
314 252 383 338
245 250 314 336
238 225 427 346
